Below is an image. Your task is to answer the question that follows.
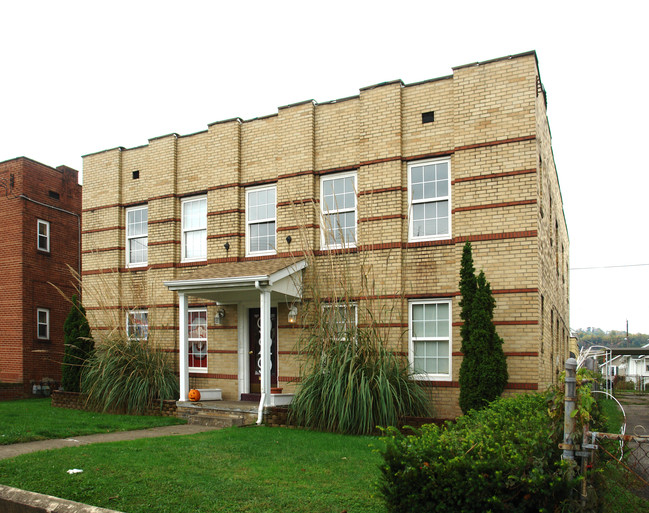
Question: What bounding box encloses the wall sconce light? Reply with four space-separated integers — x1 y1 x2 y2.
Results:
214 308 225 325
288 305 298 324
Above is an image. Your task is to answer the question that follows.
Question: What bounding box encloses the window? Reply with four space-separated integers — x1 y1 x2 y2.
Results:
126 206 148 267
37 219 50 252
188 309 208 372
409 299 451 379
182 197 207 262
246 186 276 255
126 310 148 340
408 159 451 241
37 308 49 340
320 172 357 249
323 303 357 341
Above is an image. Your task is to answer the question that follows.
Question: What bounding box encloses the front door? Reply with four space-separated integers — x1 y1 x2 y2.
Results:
248 307 278 394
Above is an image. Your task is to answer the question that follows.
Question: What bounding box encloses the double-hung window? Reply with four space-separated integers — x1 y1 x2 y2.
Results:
37 308 49 340
37 219 50 252
321 172 357 249
323 303 357 341
408 159 451 241
246 186 276 256
188 308 208 372
182 196 207 262
127 310 148 340
409 299 451 380
126 206 148 267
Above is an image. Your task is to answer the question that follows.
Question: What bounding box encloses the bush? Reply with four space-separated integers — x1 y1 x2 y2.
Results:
61 295 94 392
81 337 179 414
459 241 508 414
289 326 431 435
378 393 580 513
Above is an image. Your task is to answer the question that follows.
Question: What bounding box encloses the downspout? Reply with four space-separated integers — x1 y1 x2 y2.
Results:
254 280 266 425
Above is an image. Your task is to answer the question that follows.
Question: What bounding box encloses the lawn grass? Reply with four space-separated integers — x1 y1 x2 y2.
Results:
598 397 625 434
0 398 185 445
0 426 384 513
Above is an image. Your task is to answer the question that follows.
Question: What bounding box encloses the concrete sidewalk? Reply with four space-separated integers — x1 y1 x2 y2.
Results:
0 423 222 460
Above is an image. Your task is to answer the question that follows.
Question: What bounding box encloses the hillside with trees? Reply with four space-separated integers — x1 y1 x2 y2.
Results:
574 327 649 349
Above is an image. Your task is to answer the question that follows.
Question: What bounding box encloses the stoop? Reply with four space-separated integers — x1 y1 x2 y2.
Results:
176 400 258 427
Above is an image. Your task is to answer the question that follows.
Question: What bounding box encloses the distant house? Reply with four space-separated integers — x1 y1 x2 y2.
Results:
602 344 649 390
0 157 81 399
81 51 570 419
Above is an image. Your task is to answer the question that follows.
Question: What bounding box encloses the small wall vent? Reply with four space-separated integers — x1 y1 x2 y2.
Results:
132 170 140 180
422 111 435 124
48 190 60 200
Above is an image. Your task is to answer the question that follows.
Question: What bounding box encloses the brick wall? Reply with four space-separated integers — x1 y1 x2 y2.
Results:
51 390 178 417
81 52 569 419
0 158 81 398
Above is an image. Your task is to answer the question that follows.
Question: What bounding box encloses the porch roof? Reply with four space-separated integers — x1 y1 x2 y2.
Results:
163 257 307 303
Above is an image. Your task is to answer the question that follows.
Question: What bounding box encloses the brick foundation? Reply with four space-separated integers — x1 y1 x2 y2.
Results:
51 390 177 417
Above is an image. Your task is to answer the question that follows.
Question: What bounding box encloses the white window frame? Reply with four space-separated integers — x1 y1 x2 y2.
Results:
188 308 208 373
246 185 277 256
181 196 207 263
320 171 357 250
126 309 148 341
37 219 50 252
37 308 50 340
323 303 358 342
408 158 451 242
125 206 148 267
408 299 452 381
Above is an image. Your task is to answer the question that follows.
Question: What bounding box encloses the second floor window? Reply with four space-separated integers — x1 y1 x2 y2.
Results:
408 159 451 241
246 186 276 255
321 172 357 249
37 219 50 252
182 196 207 262
126 206 148 267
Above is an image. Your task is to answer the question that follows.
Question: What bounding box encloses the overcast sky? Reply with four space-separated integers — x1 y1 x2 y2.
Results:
2 1 647 333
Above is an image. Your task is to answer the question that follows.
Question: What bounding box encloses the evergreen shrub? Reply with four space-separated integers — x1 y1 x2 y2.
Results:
61 295 94 392
81 337 179 414
379 393 580 513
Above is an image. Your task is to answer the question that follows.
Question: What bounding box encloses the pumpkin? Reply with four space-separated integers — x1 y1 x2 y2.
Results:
188 389 201 402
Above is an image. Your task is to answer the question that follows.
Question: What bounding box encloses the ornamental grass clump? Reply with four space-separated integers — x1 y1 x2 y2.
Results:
287 206 432 434
289 319 431 435
82 336 179 414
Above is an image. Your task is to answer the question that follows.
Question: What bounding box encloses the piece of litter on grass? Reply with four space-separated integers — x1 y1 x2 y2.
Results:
67 469 83 474
65 438 80 443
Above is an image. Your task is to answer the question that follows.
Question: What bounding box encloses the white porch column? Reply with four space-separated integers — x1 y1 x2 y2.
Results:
256 286 272 424
259 288 272 405
178 292 189 402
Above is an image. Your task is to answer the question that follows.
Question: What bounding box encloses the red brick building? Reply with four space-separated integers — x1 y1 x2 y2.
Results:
0 157 81 399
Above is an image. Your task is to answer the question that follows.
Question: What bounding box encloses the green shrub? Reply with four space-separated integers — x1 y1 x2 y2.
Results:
458 243 508 414
61 295 94 392
81 337 179 414
378 393 580 513
289 322 431 435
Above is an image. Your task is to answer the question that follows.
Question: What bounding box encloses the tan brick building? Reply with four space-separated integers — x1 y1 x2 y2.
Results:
81 51 569 419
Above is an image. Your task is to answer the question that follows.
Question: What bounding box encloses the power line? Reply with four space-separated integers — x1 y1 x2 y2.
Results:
570 263 649 271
